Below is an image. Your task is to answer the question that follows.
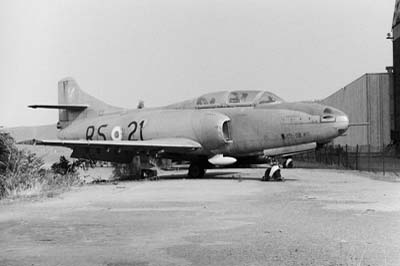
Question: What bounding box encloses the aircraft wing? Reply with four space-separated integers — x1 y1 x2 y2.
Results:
18 138 202 163
19 138 201 151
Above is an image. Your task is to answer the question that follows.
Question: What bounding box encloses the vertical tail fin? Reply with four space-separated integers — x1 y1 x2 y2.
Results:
57 78 122 129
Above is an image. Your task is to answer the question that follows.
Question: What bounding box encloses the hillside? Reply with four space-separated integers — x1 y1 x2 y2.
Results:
3 124 58 142
2 124 71 167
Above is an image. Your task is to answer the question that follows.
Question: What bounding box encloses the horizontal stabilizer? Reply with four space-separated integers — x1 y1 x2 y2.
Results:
28 104 89 110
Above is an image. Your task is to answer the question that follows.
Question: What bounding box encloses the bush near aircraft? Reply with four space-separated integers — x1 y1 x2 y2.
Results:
0 133 81 199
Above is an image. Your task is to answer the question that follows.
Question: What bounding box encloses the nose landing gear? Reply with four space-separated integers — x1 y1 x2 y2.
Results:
262 164 283 181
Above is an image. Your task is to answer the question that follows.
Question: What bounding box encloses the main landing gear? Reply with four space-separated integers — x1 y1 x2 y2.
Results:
188 162 206 178
262 164 283 182
282 157 294 168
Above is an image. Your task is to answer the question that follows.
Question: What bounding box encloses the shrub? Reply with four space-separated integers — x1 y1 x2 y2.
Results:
51 156 74 175
112 163 141 180
0 132 19 174
112 156 142 180
0 133 46 198
0 133 81 199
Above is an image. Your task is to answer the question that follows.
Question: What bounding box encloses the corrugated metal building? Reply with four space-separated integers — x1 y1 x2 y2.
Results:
321 73 393 152
392 0 400 144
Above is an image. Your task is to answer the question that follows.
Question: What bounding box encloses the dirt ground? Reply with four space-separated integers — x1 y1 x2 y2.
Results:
0 168 399 266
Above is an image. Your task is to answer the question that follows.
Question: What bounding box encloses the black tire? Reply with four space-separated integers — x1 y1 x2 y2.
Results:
272 169 283 181
188 163 205 178
283 158 294 168
286 159 294 168
263 167 271 181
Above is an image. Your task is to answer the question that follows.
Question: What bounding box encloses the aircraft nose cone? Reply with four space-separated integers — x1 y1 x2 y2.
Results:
336 113 349 135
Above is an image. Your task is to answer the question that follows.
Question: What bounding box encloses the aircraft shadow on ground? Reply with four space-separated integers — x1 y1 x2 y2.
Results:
91 170 298 184
159 169 299 182
155 173 297 182
158 171 261 181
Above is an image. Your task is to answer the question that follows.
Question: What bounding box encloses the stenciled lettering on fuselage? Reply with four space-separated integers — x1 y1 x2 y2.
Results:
85 119 147 141
281 131 311 141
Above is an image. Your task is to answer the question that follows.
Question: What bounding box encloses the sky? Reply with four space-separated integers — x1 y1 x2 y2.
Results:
0 0 395 127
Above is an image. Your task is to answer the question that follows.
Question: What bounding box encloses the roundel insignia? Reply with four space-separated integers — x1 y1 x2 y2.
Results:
111 126 123 141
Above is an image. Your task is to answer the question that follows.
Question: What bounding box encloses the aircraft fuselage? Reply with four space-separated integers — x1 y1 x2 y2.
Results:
57 103 348 162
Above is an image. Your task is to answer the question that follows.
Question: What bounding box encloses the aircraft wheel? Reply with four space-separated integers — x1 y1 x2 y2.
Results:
263 166 282 181
262 168 271 181
188 163 205 178
272 169 283 181
284 158 294 168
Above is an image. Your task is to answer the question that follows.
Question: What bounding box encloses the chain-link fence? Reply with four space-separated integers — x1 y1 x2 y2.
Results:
294 144 400 175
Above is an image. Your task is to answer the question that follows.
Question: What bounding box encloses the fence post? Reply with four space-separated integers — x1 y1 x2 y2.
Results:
356 144 359 170
315 148 318 163
325 146 328 165
382 143 385 176
368 144 371 172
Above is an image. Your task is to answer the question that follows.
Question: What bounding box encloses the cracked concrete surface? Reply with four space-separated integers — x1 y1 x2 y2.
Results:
0 168 399 266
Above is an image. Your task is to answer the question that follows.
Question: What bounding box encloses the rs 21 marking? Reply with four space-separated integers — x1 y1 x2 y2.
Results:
128 120 145 141
85 120 146 141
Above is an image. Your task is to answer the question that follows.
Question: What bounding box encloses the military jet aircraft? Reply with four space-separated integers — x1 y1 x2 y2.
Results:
165 91 323 169
23 78 349 180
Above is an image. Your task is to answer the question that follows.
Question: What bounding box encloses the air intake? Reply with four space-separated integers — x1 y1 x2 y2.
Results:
222 120 233 142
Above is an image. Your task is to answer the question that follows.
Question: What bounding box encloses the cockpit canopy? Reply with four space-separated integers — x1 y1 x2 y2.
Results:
166 90 284 109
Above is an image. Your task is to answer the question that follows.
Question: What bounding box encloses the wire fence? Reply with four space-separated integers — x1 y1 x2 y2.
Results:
294 144 400 176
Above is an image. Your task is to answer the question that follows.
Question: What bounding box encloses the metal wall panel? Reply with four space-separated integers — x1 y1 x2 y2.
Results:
367 74 391 149
322 75 368 147
321 73 391 151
